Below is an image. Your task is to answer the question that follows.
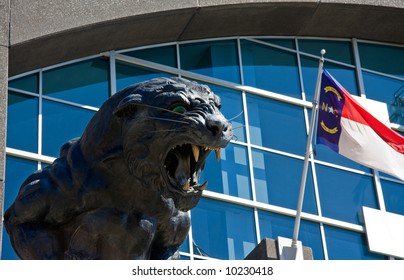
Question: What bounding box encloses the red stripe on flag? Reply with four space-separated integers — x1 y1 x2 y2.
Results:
340 86 404 154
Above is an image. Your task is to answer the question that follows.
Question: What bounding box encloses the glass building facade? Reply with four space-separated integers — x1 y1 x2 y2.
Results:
2 37 404 260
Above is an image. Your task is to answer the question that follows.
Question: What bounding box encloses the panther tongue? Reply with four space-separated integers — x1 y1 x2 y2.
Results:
174 150 191 191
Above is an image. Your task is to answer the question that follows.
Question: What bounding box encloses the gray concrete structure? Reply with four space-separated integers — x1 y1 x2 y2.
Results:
0 0 9 258
1 0 404 259
244 238 313 260
7 0 404 76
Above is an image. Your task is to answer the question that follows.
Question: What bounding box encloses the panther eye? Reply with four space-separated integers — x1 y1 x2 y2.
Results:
172 105 187 114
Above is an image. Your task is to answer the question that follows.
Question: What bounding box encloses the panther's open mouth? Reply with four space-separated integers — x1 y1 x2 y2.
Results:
164 144 221 194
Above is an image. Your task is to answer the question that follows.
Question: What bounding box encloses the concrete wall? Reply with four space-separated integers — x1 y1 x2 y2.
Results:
8 0 404 76
0 0 9 259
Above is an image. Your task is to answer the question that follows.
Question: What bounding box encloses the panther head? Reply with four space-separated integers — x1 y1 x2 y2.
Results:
80 77 233 212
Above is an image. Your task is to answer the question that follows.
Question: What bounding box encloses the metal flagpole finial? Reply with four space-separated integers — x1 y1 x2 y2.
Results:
320 49 326 61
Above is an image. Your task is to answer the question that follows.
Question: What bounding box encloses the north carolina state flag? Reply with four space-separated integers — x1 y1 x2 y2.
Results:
316 69 404 181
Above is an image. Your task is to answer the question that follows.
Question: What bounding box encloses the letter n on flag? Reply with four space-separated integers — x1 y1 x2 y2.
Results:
316 69 404 181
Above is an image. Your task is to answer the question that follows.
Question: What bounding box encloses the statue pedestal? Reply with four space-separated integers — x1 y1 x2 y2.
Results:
244 238 313 260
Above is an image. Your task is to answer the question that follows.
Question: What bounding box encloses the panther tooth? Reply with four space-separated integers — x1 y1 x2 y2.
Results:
182 180 190 191
192 145 200 162
215 149 220 162
199 181 208 191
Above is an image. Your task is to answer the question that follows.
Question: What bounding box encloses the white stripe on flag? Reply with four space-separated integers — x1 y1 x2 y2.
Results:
339 117 404 181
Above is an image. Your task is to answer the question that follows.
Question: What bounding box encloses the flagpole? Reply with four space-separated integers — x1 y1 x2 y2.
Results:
291 49 326 248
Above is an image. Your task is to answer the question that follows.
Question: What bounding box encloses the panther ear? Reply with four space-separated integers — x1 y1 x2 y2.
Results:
113 94 143 118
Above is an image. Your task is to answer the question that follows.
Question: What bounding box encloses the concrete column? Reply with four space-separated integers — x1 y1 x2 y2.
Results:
0 0 10 259
245 238 313 260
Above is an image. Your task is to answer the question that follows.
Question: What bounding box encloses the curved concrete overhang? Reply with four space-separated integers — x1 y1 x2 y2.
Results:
8 0 404 76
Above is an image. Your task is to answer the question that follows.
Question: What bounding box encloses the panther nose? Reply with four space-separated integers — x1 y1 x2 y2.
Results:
206 114 231 137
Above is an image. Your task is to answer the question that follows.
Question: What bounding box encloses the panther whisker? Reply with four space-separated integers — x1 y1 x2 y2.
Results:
231 124 246 130
143 116 190 125
148 129 186 133
227 110 244 121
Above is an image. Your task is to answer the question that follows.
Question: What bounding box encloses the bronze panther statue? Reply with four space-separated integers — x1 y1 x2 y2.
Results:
4 77 233 259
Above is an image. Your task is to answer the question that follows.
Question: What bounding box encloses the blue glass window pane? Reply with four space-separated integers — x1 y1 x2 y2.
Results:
123 45 177 68
200 83 246 142
359 42 404 79
191 198 256 259
382 180 404 216
193 240 210 258
2 156 38 260
8 73 39 93
258 211 325 260
42 100 95 157
362 71 402 104
246 94 306 155
116 62 172 91
260 38 296 50
180 40 240 83
3 156 38 216
298 39 354 65
7 91 38 153
241 40 301 98
200 143 251 199
179 236 190 253
301 56 358 102
43 58 109 107
362 71 404 126
253 149 317 214
324 225 386 260
316 165 377 224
